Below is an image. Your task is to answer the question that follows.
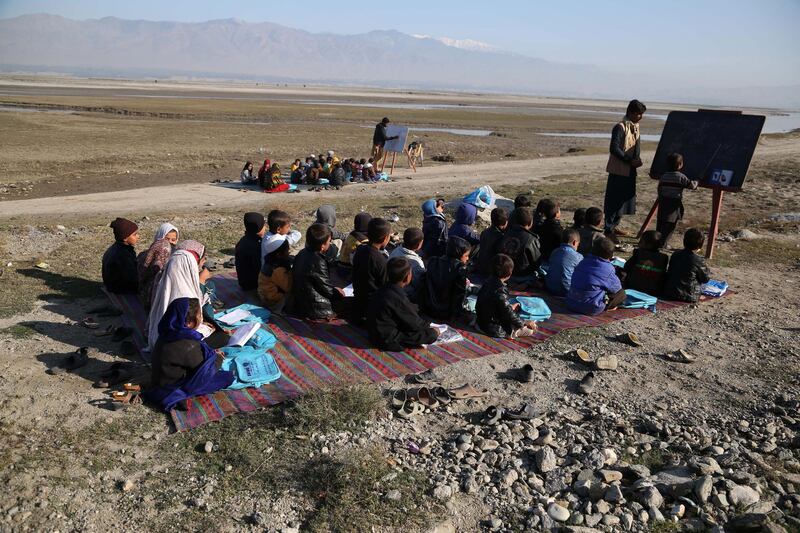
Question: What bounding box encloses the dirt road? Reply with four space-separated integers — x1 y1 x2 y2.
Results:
2 135 796 219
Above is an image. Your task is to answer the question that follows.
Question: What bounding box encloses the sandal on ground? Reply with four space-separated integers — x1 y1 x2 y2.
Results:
408 387 439 409
431 386 452 406
111 390 142 409
503 403 537 421
663 349 695 364
481 406 503 425
449 384 489 400
79 317 100 330
47 347 90 375
594 354 619 371
391 389 407 409
93 325 116 337
111 326 133 342
406 369 440 385
396 401 424 419
520 364 535 383
617 332 642 347
573 348 592 364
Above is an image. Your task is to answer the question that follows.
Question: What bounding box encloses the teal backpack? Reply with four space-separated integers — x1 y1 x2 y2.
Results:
512 296 552 322
622 289 658 312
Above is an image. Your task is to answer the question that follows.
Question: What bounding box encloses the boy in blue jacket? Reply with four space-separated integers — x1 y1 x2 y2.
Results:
545 228 583 296
449 202 481 246
566 237 625 315
420 198 447 259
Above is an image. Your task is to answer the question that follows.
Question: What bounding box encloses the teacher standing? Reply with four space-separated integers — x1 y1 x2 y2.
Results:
604 99 647 240
371 117 398 168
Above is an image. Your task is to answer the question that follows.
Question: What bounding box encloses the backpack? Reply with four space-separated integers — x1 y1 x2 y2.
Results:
701 280 728 297
512 296 552 322
622 289 658 312
220 346 282 389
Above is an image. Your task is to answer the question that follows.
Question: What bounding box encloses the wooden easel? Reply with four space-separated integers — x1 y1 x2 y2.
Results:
379 147 417 176
636 187 725 259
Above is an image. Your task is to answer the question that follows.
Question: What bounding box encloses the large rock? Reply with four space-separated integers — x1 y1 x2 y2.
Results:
638 486 664 509
728 484 760 507
604 485 625 504
650 467 695 497
536 447 558 473
547 503 570 522
694 475 713 503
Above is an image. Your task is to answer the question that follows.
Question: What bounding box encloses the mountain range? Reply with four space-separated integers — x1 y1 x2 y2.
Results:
0 14 797 108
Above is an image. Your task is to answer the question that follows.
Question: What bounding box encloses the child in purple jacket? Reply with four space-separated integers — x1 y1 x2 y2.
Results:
566 237 625 315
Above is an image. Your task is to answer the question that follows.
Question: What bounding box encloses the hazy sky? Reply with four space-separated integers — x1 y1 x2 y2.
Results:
2 0 798 87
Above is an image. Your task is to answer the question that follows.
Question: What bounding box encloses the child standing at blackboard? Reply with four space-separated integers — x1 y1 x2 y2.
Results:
657 153 698 248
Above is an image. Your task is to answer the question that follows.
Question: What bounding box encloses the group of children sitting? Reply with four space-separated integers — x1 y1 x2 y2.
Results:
240 150 383 192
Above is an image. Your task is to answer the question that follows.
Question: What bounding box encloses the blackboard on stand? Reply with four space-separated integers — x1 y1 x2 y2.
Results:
638 109 765 258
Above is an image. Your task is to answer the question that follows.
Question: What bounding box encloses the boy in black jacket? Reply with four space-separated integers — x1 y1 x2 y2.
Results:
419 236 470 322
663 228 710 303
286 224 345 320
499 207 542 278
235 212 266 290
102 217 140 294
534 198 564 261
657 153 698 249
623 230 669 296
476 254 538 339
352 217 391 323
476 207 509 276
420 198 447 260
367 258 439 351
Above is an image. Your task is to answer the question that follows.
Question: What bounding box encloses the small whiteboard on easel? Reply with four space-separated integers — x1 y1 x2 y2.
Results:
383 125 408 153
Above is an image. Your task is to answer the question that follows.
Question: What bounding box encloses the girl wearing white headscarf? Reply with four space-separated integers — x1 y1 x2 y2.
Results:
146 239 207 353
138 223 181 309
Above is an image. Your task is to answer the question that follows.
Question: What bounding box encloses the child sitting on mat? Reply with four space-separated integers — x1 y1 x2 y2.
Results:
367 257 439 351
476 207 509 276
388 227 426 299
314 205 348 260
476 254 538 339
235 212 267 291
257 239 293 313
499 207 542 279
418 236 471 323
449 201 481 246
663 228 710 303
352 217 392 324
572 208 586 230
534 198 563 262
102 217 140 294
545 228 583 296
567 237 625 315
261 210 302 268
338 212 372 266
420 198 448 260
623 230 669 296
657 152 698 249
577 207 605 256
285 224 345 320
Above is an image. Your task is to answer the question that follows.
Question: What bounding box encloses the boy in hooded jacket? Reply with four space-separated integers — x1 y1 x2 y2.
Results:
420 198 448 260
419 236 471 322
449 202 481 246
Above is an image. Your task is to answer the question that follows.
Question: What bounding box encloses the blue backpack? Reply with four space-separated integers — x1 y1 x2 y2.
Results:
214 303 271 328
701 280 728 297
220 346 282 390
622 289 658 312
512 296 552 322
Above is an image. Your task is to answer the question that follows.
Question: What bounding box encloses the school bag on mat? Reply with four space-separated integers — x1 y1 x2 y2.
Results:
701 280 728 297
247 327 278 351
220 346 282 389
512 296 552 322
463 185 496 210
622 289 657 312
214 303 271 328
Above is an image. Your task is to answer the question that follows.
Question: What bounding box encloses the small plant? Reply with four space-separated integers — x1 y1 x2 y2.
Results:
0 324 36 339
284 384 385 433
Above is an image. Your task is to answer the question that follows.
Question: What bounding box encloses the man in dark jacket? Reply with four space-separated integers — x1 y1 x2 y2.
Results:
367 258 438 351
352 218 392 324
102 217 140 294
419 236 470 322
476 254 537 338
476 207 508 276
371 117 398 168
286 224 344 319
499 207 541 278
663 228 710 303
235 212 266 290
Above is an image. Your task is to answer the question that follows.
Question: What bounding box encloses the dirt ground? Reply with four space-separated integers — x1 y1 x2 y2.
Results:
1 77 799 532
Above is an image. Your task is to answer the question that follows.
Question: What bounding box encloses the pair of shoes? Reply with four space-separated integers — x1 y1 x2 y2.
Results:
481 403 538 424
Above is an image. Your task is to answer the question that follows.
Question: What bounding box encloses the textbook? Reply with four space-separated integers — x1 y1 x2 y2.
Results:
227 323 261 347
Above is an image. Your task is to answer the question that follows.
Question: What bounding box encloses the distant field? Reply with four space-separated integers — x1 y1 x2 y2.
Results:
0 79 666 197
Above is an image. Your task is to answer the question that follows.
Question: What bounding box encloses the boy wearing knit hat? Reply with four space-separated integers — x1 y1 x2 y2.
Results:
235 212 267 291
102 217 140 294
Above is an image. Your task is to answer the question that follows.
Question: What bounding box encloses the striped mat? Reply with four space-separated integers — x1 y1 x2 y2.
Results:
106 274 694 431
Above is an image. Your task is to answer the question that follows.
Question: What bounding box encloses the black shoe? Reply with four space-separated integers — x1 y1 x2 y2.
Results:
503 403 537 421
578 372 595 394
520 364 535 383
